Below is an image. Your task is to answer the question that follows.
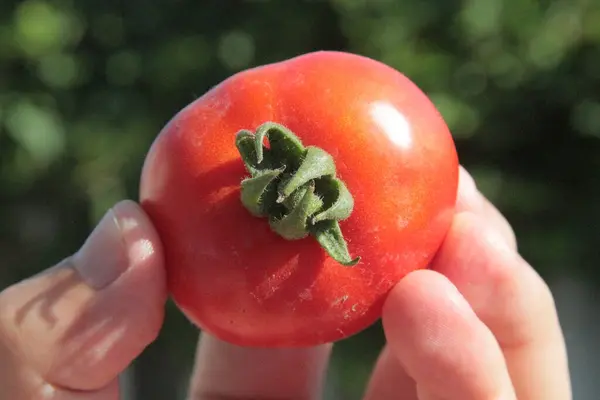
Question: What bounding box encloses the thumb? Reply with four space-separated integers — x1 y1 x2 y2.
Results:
0 200 167 399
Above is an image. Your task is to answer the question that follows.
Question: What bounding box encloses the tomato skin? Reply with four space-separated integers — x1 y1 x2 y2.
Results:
140 51 459 347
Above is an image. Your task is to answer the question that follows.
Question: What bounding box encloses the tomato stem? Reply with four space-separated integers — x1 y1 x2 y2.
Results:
235 122 360 266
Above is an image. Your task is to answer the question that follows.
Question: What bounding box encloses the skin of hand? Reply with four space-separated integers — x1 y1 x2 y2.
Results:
0 166 571 400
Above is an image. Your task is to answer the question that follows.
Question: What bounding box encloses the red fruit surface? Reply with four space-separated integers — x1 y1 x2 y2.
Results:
139 51 459 347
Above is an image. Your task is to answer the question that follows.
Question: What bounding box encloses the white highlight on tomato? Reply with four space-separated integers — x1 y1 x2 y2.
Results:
370 101 413 149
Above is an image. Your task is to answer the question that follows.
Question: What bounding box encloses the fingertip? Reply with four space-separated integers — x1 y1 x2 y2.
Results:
190 334 332 400
112 199 162 254
381 270 515 399
0 200 168 393
455 166 517 250
456 165 483 213
50 199 167 389
110 199 166 294
72 200 165 290
382 269 476 346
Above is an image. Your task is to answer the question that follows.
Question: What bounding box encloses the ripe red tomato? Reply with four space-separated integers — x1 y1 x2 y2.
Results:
139 51 459 347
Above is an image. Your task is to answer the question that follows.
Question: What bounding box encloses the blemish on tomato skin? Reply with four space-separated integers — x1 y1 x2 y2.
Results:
298 288 313 301
396 214 410 230
249 291 262 304
332 294 349 306
251 262 296 301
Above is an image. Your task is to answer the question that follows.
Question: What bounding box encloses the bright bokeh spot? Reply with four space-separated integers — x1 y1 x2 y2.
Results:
460 0 502 38
429 93 480 138
4 100 66 167
13 0 84 58
37 53 81 88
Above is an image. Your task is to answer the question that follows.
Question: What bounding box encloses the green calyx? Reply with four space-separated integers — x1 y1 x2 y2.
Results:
235 122 360 266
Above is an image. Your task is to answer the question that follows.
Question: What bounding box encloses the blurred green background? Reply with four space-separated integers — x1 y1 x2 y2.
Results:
1 0 599 398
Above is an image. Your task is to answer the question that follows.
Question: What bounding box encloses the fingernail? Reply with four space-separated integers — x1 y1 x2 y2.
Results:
73 208 128 289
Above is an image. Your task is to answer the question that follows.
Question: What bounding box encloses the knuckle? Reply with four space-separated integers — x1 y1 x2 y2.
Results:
488 256 558 348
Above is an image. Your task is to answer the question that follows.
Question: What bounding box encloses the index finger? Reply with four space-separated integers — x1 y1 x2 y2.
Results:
435 166 571 399
432 211 571 399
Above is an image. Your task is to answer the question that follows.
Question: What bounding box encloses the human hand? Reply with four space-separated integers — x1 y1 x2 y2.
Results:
0 167 571 399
